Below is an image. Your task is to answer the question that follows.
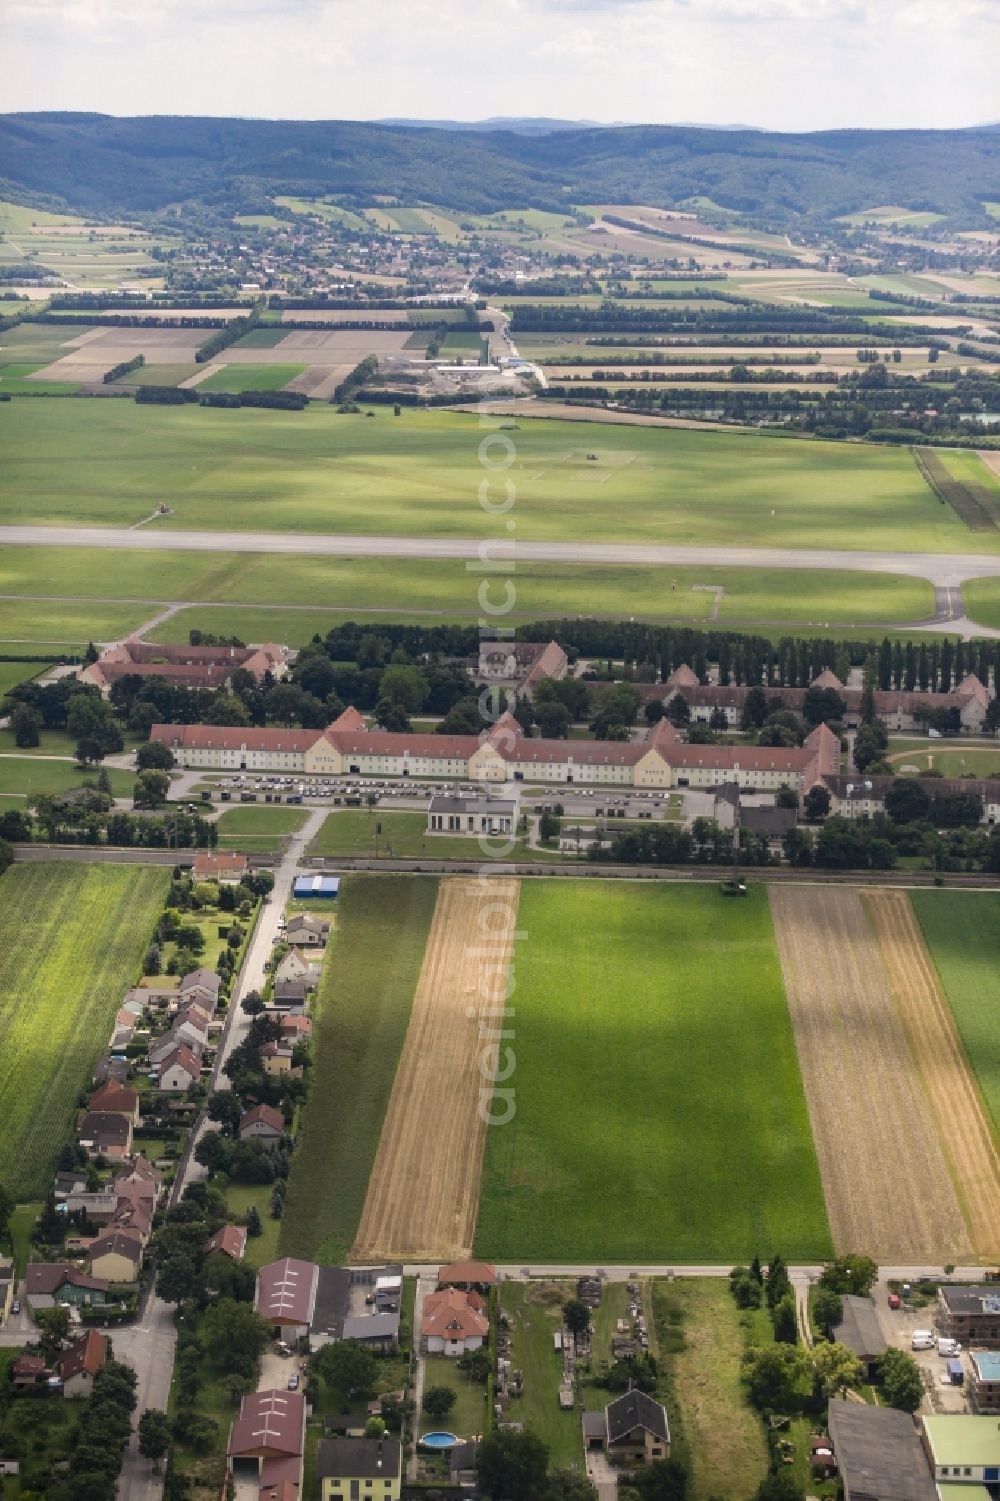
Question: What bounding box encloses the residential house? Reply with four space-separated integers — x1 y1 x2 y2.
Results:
86 1081 140 1124
316 1437 401 1501
274 950 321 988
256 1258 319 1341
921 1414 1000 1487
938 1287 1000 1349
449 1442 478 1488
157 1044 202 1092
93 1055 131 1087
832 1295 887 1380
261 1042 301 1080
87 1229 143 1283
421 1288 488 1357
279 1015 312 1044
969 1351 1000 1414
113 1156 162 1208
284 915 329 948
582 1390 671 1467
826 1397 936 1501
179 968 222 1012
204 1225 248 1263
239 1104 286 1150
57 1330 108 1398
63 1191 117 1224
193 851 250 885
25 1264 109 1312
273 979 309 1008
54 1170 89 1199
77 1111 133 1162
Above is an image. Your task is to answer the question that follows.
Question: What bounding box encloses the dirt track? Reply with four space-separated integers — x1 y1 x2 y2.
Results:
866 890 1000 1258
351 878 520 1262
769 886 969 1262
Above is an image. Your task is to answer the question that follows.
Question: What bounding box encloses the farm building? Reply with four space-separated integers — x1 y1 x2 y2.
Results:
292 876 339 894
256 1257 319 1340
227 1389 304 1488
827 1398 936 1501
582 1389 670 1468
427 795 516 835
832 1295 887 1379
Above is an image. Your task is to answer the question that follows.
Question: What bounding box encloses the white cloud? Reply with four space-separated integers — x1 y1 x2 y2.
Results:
2 0 995 128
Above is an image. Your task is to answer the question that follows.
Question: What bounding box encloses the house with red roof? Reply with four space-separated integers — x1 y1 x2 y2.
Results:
420 1287 488 1357
204 1225 248 1262
58 1330 108 1398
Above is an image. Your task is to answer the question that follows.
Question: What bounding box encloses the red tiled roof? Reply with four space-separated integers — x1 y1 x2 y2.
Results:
204 1225 248 1261
58 1330 107 1382
438 1259 497 1286
240 1104 285 1134
193 851 249 877
158 1043 201 1080
150 724 321 753
421 1288 489 1341
87 1081 138 1115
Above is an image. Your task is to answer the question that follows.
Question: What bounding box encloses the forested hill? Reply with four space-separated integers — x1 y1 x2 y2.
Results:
1 112 998 223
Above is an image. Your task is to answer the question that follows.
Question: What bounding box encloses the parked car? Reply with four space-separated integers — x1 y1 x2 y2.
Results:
912 1330 935 1350
888 1292 902 1310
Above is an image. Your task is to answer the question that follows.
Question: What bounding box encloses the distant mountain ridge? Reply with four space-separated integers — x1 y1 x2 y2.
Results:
1 113 997 223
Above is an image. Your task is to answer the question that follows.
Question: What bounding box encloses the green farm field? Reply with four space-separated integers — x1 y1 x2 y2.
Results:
279 874 438 1264
910 891 1000 1140
474 881 831 1262
196 363 307 393
0 861 169 1196
0 400 982 554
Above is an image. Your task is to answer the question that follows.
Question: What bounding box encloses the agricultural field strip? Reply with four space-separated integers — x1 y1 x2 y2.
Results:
768 885 969 1263
0 862 169 1197
865 890 1000 1259
352 878 520 1262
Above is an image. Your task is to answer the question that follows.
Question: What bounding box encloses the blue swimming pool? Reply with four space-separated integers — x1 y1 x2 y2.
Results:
419 1431 460 1450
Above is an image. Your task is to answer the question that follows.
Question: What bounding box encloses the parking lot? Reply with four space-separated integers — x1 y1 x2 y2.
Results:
873 1278 972 1414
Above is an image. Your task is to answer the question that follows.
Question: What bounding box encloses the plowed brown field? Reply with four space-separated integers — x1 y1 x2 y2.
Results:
351 877 520 1262
866 890 1000 1258
769 886 969 1262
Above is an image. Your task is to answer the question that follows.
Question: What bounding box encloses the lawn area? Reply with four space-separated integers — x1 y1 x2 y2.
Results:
0 755 135 799
653 1279 768 1501
279 875 438 1264
885 738 1000 778
421 1355 490 1442
475 882 832 1262
223 1181 282 1268
0 660 43 696
910 891 1000 1139
215 803 308 852
0 861 169 1196
310 809 562 864
500 1280 587 1471
963 576 1000 630
196 363 307 393
0 401 979 555
0 596 155 649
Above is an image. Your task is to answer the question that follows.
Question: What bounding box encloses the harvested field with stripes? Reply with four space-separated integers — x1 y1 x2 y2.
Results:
915 446 1000 531
865 890 1000 1258
352 877 520 1262
769 886 969 1262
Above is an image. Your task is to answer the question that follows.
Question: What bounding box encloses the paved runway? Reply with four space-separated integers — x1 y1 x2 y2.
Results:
3 524 1000 586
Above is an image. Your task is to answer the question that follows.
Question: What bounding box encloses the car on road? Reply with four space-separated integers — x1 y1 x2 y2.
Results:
287 1373 299 1391
11 1300 20 1314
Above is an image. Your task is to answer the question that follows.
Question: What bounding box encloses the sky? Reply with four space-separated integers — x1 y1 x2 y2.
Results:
2 0 998 131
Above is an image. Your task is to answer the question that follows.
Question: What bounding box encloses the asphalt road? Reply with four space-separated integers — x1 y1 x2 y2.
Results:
3 524 1000 587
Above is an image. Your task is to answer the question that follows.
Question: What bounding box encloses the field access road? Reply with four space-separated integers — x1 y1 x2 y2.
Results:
4 523 1000 590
